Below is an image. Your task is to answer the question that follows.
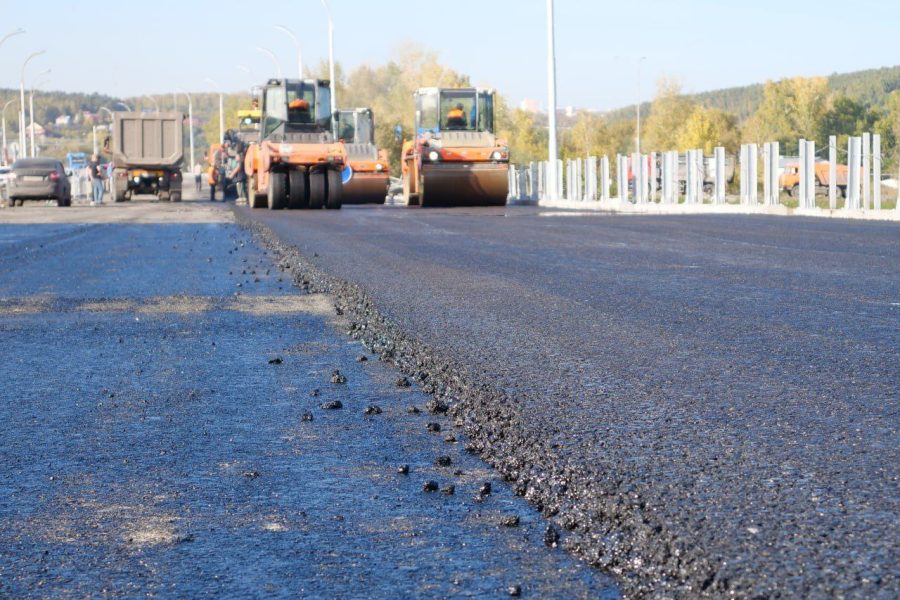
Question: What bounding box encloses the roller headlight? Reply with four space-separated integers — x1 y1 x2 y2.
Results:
428 151 440 162
375 163 384 172
491 151 504 161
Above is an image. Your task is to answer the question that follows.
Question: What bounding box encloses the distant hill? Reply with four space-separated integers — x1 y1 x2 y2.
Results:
604 65 900 123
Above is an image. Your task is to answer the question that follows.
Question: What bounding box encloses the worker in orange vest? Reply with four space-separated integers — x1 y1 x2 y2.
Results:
446 103 466 129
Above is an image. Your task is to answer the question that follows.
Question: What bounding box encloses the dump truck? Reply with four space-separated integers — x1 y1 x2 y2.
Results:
244 78 346 210
337 108 389 204
401 87 509 207
108 112 184 202
780 161 850 198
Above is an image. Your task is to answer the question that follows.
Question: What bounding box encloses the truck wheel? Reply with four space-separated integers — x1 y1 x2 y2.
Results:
703 182 714 195
159 192 170 202
8 197 16 208
838 186 846 199
288 169 309 209
325 170 342 209
309 172 326 209
790 184 799 198
170 192 181 203
268 171 287 210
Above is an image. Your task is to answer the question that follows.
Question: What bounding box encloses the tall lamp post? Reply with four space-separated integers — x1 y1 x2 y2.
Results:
321 0 337 136
0 28 26 50
176 88 195 172
20 49 45 155
636 56 646 154
29 69 51 157
1 29 26 162
255 47 282 79
273 25 303 80
205 78 224 145
2 99 16 165
546 0 558 200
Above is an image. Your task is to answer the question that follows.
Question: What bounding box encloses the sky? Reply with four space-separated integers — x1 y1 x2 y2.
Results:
1 0 898 111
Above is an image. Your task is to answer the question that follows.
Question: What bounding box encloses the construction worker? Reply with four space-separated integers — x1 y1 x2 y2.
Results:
288 98 311 123
446 103 466 129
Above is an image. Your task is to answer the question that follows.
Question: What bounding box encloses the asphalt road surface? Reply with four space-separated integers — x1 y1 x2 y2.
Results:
244 204 899 598
0 197 618 598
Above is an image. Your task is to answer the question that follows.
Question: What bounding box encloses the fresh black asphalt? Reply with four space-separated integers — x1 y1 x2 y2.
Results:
0 202 617 598
243 205 899 598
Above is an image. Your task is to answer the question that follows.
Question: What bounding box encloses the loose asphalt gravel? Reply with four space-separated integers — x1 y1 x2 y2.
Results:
242 204 899 598
0 198 618 598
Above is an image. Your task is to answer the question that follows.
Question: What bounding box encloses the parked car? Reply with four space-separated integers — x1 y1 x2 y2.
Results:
8 158 72 207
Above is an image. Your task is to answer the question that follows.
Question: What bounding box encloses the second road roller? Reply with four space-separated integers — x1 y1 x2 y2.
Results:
401 87 509 207
337 108 389 204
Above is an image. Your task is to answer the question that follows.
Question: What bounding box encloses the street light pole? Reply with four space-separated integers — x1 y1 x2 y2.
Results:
546 0 559 200
2 100 16 165
636 56 646 155
256 47 283 79
176 88 195 173
205 78 224 145
20 50 45 156
273 25 302 79
1 29 26 162
321 0 337 136
0 28 26 50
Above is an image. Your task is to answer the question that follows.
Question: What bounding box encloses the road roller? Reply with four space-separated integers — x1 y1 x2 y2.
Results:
401 87 509 207
244 78 346 210
337 108 389 204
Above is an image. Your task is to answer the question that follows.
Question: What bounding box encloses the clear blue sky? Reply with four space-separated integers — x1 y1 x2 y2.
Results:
2 0 897 110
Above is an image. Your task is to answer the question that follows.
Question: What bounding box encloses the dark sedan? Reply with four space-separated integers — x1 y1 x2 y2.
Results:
8 158 71 207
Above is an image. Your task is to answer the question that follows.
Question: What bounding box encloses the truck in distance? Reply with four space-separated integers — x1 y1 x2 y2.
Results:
108 112 184 202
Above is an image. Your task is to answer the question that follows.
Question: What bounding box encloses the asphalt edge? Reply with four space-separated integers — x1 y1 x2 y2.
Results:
233 208 727 598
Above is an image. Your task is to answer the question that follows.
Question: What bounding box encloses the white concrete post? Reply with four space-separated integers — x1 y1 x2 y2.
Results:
873 134 881 210
518 167 528 203
805 140 815 208
847 136 861 210
530 162 539 202
557 158 564 200
748 144 758 205
799 139 807 207
631 152 640 203
644 154 650 203
600 155 609 202
763 143 771 206
770 142 781 205
714 146 725 204
862 132 871 210
686 150 694 204
739 145 748 204
828 135 837 210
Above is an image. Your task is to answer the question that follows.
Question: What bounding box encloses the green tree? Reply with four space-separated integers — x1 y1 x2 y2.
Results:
642 78 696 152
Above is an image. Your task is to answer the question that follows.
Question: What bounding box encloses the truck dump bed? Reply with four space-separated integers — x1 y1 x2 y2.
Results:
112 112 184 169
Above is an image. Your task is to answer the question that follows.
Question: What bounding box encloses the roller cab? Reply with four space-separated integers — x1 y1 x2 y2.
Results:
401 87 509 207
